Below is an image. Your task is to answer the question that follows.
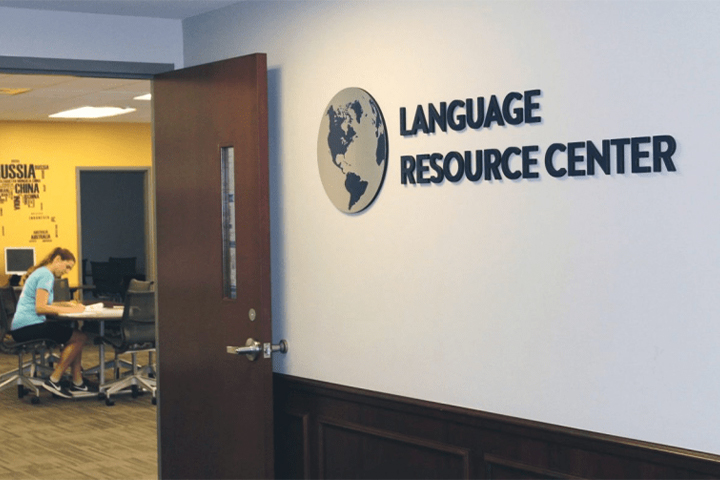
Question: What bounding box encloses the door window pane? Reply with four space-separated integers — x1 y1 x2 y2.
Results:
221 147 237 299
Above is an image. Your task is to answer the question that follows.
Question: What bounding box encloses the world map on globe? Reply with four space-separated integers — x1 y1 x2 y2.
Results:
317 88 388 214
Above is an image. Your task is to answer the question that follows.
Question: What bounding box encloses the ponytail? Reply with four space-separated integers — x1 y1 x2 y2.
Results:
21 247 76 283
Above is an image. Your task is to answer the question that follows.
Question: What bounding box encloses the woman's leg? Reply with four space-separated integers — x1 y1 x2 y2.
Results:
71 341 84 385
49 330 87 383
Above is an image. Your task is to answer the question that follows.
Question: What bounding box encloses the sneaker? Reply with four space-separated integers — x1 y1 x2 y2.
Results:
70 380 96 394
70 382 89 393
43 379 72 399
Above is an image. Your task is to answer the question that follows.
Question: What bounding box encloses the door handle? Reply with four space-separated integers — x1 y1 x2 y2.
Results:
226 338 288 361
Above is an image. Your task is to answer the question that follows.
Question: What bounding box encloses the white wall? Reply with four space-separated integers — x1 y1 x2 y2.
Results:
183 0 720 454
0 7 183 68
5 0 716 456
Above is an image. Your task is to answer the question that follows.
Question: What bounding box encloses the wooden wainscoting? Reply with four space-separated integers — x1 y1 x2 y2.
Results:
273 374 720 479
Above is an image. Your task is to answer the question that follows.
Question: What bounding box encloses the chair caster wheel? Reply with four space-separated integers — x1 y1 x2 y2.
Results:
98 392 106 400
18 386 26 398
152 397 157 405
31 396 40 405
105 398 115 406
131 386 139 398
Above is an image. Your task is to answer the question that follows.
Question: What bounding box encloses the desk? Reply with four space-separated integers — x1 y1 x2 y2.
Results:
49 307 123 395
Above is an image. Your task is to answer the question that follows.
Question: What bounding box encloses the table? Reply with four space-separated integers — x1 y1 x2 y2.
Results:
49 306 124 396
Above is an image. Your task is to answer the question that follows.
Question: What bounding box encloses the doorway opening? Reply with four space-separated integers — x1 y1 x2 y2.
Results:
77 168 153 300
0 59 167 479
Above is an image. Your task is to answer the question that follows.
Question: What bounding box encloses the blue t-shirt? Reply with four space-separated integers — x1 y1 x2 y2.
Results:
12 267 55 330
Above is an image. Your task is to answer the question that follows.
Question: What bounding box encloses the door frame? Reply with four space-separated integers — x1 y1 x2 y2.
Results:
0 56 173 79
75 166 155 288
1 56 175 476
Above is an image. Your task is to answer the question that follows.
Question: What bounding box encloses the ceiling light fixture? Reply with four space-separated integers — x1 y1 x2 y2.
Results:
134 93 152 101
49 106 136 119
0 87 31 96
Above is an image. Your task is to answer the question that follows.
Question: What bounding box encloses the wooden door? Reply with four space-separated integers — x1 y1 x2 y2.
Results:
153 54 273 479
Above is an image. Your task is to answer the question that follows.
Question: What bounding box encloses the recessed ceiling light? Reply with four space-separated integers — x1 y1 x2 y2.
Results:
49 106 136 119
134 93 152 101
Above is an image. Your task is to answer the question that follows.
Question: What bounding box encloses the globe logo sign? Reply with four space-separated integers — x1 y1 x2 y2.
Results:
317 87 388 214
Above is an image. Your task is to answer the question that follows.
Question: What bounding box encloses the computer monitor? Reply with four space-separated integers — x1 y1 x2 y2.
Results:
4 247 36 276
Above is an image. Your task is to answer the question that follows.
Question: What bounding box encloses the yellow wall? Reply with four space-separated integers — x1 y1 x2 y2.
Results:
0 121 151 286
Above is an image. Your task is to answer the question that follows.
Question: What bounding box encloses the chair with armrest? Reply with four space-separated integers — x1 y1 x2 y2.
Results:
101 288 156 406
109 257 140 300
0 285 17 319
90 261 124 302
98 279 153 340
0 286 57 404
82 258 92 286
10 284 60 376
54 278 72 302
0 285 27 383
109 257 137 276
127 279 153 292
105 278 155 379
125 280 156 380
82 280 154 381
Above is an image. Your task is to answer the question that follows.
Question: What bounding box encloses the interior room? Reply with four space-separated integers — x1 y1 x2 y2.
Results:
2 1 720 479
0 74 157 478
0 74 153 289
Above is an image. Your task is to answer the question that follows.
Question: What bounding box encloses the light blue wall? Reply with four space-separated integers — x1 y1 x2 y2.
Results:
0 6 183 67
183 0 720 455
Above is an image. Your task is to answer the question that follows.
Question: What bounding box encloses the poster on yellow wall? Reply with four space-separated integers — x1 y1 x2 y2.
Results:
1 158 55 244
1 120 152 285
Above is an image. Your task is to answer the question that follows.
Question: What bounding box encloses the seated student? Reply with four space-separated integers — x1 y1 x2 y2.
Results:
11 247 89 398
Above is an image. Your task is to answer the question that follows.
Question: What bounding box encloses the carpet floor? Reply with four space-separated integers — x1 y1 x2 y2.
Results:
0 347 157 479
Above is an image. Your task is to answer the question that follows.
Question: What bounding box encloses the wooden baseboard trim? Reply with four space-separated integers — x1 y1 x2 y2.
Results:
274 373 720 479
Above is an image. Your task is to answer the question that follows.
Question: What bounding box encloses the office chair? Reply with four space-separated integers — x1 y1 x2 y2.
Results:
102 278 155 379
109 257 143 300
0 286 57 381
83 280 154 381
82 258 91 286
0 286 56 404
109 257 137 276
101 289 156 406
127 278 153 292
90 261 124 302
125 279 155 379
0 286 27 383
54 278 72 302
36 278 72 367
